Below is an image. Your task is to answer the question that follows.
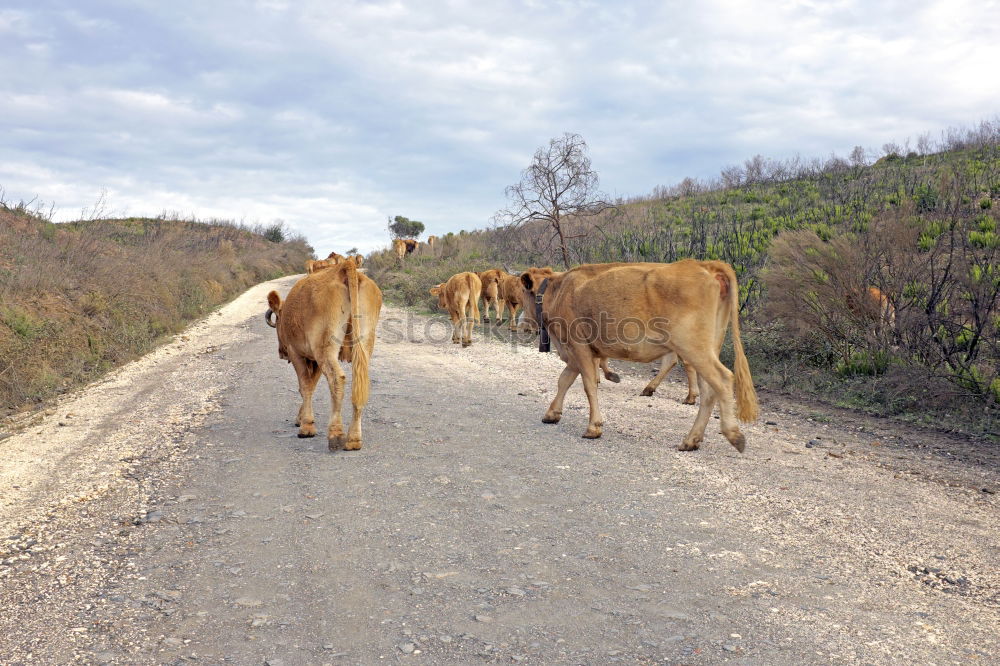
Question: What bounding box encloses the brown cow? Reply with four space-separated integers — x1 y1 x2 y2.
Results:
430 272 482 346
426 235 438 252
477 269 505 324
264 257 382 450
846 286 896 331
498 272 526 330
392 238 419 262
305 258 337 274
392 239 406 261
520 260 758 452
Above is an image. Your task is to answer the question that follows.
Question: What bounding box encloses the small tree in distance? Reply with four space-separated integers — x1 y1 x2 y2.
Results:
494 132 614 269
388 215 425 240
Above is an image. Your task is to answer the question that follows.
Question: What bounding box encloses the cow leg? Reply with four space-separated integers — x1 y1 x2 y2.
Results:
641 352 678 397
681 359 700 404
578 354 604 439
680 374 717 451
321 356 348 450
543 365 579 424
450 308 462 344
460 295 474 347
507 304 520 330
599 357 621 383
681 357 744 453
291 357 321 438
510 305 521 331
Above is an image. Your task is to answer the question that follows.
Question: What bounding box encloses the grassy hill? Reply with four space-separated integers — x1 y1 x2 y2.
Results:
369 129 1000 437
0 206 312 415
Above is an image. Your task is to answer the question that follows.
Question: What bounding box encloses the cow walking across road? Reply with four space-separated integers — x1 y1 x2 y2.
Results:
520 260 757 452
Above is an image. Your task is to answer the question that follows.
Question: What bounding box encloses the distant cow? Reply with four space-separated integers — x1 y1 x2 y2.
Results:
393 238 419 262
264 257 382 450
846 286 896 333
498 272 526 330
305 258 337 274
426 235 438 252
430 272 482 347
520 260 758 452
477 269 506 324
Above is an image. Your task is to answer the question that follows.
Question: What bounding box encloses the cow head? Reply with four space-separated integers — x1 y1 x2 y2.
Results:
327 251 345 262
518 267 555 331
265 290 282 328
429 284 446 309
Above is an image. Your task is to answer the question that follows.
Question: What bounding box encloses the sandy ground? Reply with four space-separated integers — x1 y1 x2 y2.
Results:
0 275 997 665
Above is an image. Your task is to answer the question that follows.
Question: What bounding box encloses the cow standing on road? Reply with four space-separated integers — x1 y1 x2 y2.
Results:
498 271 526 331
265 257 382 451
430 272 482 347
477 269 506 324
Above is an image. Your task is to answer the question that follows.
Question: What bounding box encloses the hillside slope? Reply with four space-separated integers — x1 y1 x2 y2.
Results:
0 207 312 416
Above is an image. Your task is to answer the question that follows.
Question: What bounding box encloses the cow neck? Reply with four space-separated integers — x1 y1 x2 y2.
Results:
536 277 551 353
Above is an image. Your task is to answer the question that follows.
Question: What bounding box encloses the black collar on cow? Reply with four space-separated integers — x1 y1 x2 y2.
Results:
536 277 551 353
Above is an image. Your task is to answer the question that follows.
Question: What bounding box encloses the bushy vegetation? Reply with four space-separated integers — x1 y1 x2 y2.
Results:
0 205 312 413
370 122 1000 436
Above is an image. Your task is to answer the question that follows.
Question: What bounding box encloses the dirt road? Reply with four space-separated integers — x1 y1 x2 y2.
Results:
1 275 997 665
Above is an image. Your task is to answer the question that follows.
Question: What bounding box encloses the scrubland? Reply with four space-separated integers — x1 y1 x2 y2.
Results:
0 206 311 415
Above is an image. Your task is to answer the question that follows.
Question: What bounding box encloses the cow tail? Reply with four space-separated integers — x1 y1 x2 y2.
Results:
347 258 371 407
724 264 758 422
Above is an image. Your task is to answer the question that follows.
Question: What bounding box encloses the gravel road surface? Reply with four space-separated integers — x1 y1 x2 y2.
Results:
1 275 997 665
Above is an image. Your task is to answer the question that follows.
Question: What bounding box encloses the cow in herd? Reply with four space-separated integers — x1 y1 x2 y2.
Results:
518 260 758 452
392 238 419 262
430 271 482 346
266 245 813 453
265 256 381 450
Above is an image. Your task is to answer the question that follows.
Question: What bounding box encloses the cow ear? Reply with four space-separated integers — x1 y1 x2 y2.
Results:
520 272 534 292
429 287 440 296
267 290 282 311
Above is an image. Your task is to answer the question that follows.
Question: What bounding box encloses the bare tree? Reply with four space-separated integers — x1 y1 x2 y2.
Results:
494 133 614 269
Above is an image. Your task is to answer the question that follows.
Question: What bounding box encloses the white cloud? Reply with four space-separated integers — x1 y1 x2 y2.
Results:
0 0 996 253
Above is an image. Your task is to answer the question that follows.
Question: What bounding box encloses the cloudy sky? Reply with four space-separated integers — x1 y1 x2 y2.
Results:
1 1 997 253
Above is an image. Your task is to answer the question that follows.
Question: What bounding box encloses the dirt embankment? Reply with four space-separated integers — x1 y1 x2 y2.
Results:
0 209 311 415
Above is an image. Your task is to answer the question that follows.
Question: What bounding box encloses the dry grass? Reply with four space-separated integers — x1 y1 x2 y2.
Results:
0 208 312 413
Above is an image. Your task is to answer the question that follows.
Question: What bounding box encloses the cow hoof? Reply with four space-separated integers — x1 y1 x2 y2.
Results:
582 426 603 439
541 413 561 424
452 339 460 344
640 388 655 397
682 395 698 405
298 423 317 438
678 439 701 451
344 438 362 451
328 436 345 451
605 372 621 383
728 432 746 454
462 340 471 347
